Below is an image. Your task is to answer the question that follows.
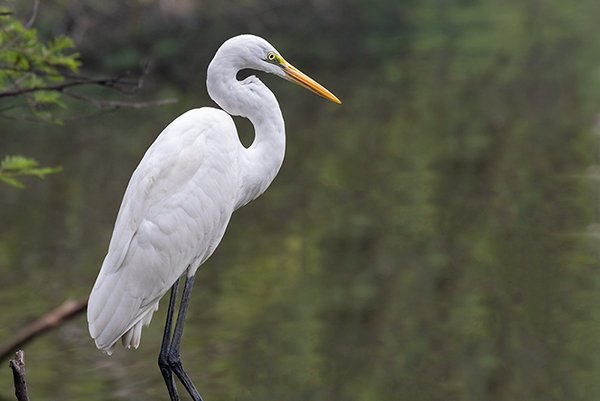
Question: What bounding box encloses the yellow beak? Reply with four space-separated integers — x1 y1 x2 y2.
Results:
282 61 342 105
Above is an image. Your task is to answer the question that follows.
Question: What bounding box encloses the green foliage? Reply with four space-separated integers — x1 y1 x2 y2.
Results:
0 7 80 120
0 155 61 188
0 5 77 188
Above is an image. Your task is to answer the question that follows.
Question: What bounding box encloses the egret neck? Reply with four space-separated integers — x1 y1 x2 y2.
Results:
206 55 286 210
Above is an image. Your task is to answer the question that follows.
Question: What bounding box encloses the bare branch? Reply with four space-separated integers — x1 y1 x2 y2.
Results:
100 98 179 109
0 76 139 98
64 90 178 110
0 299 87 362
25 0 39 28
9 351 29 401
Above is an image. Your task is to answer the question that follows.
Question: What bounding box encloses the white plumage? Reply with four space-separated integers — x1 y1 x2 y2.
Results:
87 33 340 401
88 108 241 352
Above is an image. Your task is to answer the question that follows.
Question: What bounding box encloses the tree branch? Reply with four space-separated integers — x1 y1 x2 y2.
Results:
9 350 29 401
0 77 138 98
0 299 87 362
24 0 39 28
63 89 178 110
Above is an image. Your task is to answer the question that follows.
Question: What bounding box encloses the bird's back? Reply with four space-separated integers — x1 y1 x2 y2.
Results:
88 107 241 353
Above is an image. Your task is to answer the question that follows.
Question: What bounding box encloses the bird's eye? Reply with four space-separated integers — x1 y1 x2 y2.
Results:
267 52 277 62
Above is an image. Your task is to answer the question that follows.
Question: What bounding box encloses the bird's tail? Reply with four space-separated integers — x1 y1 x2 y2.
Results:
87 269 159 353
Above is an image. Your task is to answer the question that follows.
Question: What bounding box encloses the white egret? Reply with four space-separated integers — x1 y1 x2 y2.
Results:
87 34 340 401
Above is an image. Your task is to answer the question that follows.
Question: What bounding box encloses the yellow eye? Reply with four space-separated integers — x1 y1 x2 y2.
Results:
267 52 277 62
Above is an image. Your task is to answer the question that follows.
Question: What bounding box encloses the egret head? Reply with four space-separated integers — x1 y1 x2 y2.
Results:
216 35 341 105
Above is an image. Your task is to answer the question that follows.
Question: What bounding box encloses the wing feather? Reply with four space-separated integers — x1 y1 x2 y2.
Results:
88 107 240 351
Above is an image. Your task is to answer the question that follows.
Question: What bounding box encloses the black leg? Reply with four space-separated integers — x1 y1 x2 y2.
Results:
158 278 181 401
167 274 204 401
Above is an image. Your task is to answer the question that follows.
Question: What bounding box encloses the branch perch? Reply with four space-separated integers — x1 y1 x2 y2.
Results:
0 299 87 362
9 350 29 401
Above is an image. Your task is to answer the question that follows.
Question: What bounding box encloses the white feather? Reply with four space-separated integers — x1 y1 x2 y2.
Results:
88 108 243 351
87 34 337 354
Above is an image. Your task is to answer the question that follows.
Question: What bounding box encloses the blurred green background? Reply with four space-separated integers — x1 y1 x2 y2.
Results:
2 0 600 400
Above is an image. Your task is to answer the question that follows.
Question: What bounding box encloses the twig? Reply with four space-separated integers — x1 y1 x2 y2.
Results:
9 351 29 401
101 98 179 109
0 299 87 362
0 77 138 98
136 61 152 90
25 0 39 28
63 90 178 110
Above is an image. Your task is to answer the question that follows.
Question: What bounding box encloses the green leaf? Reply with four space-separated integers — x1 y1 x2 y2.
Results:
0 155 39 171
0 175 24 189
0 155 62 188
0 7 81 122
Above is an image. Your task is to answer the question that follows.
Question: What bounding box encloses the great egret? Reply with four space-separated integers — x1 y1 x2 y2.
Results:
87 34 340 401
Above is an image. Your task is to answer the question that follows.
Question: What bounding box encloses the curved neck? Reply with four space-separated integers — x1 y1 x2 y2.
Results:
207 61 286 209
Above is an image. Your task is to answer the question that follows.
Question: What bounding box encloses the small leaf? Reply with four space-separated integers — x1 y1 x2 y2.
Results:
0 155 62 188
33 90 61 106
0 175 25 189
1 155 39 171
28 166 63 178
